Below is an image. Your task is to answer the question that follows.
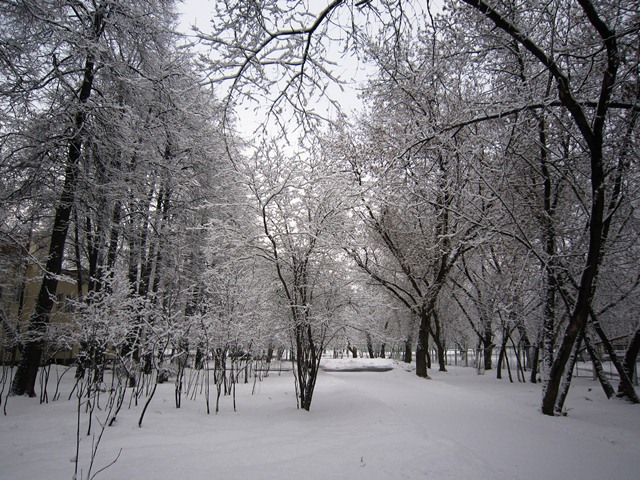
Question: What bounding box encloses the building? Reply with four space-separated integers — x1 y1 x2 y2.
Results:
1 241 86 364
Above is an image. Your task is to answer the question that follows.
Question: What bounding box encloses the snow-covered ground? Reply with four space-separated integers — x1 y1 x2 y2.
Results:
1 360 639 480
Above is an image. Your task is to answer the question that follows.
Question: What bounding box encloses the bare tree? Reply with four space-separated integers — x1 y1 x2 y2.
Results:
193 0 638 416
458 0 637 415
4 0 222 396
241 143 351 410
9 1 113 396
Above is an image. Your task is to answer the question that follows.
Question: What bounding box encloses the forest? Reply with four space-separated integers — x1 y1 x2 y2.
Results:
1 0 639 442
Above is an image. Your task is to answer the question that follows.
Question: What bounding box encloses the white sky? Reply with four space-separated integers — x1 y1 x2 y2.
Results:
176 1 444 140
177 0 370 138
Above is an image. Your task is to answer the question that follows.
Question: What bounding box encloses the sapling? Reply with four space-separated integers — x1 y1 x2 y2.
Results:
72 371 123 480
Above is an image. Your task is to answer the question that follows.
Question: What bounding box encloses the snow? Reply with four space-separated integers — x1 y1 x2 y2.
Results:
1 361 639 480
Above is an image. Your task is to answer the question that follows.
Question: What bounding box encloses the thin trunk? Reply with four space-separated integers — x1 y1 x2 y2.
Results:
511 335 526 382
415 311 429 378
496 341 507 380
619 326 640 395
86 216 100 293
505 345 514 383
483 331 494 371
430 311 447 372
403 335 412 363
517 321 531 368
366 332 375 358
97 201 121 293
73 210 84 297
530 343 540 383
496 349 503 380
583 332 615 399
497 327 512 380
555 330 586 414
538 103 558 387
590 312 639 402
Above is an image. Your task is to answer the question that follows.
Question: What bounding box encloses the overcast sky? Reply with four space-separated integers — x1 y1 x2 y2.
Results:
176 0 369 138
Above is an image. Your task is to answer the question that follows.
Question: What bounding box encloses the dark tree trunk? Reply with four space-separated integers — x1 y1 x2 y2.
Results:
481 323 494 370
294 323 322 411
529 344 540 384
555 330 588 414
98 200 122 293
415 312 429 378
430 311 447 372
518 323 532 371
496 346 505 380
619 326 640 396
266 344 274 363
194 346 205 370
483 340 494 371
589 313 639 402
366 333 375 358
432 336 446 372
583 332 615 399
11 24 105 394
496 329 511 380
403 336 412 363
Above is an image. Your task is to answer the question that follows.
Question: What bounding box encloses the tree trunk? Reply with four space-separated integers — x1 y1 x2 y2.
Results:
583 332 615 399
433 336 446 372
619 326 640 395
403 335 412 363
98 200 122 293
555 330 586 414
589 313 639 402
415 312 429 378
481 322 493 370
294 323 322 411
530 344 540 383
496 330 511 380
11 31 104 395
430 311 447 372
366 332 375 358
518 323 532 371
483 339 494 371
266 344 274 364
496 345 505 380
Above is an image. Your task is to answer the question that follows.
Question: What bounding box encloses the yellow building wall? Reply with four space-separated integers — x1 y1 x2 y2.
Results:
1 243 87 364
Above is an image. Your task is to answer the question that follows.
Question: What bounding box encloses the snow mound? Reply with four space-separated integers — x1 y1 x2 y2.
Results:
320 357 395 372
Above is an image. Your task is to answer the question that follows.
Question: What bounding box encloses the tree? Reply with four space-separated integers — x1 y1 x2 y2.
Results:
241 142 352 410
329 19 497 376
196 0 376 133
457 0 637 415
8 0 113 396
193 0 638 416
4 0 222 396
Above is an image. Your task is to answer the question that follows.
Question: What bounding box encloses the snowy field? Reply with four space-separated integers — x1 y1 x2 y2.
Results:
1 359 639 480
